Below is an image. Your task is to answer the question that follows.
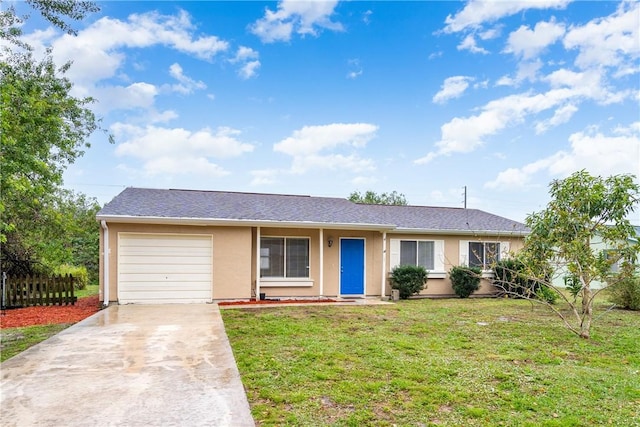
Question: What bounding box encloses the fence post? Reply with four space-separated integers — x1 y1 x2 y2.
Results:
70 274 75 305
1 272 6 310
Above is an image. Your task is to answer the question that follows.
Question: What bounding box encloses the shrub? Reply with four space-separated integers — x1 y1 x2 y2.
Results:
493 259 557 303
390 265 428 299
608 273 640 311
450 266 481 298
536 284 559 304
563 274 582 298
54 264 88 290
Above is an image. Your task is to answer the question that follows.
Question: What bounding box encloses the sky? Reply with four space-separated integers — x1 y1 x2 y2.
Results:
12 0 640 223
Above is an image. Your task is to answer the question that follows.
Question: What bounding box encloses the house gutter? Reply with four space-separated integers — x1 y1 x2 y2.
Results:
95 214 395 232
100 220 110 307
390 228 530 237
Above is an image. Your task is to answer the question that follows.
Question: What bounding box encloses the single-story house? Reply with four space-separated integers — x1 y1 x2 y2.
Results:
96 188 529 305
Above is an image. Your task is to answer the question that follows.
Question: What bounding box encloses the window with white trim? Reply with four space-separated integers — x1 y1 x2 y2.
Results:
468 242 500 269
400 240 435 269
390 239 445 275
260 237 310 278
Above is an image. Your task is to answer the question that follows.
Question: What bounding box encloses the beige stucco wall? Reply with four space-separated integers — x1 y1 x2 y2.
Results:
99 222 526 302
251 228 384 298
385 233 525 297
99 223 252 303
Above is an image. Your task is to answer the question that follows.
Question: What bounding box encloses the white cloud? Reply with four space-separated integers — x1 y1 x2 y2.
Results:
457 34 488 54
90 82 159 113
230 46 261 79
479 27 501 40
250 169 280 186
563 1 640 71
363 10 373 25
51 10 228 84
433 76 474 104
250 0 343 43
444 0 571 33
239 60 261 79
485 123 640 189
275 123 378 156
505 19 565 59
347 59 363 79
113 124 254 177
351 176 378 186
20 9 231 117
167 63 206 94
535 103 578 134
232 46 259 62
274 123 378 175
417 64 630 165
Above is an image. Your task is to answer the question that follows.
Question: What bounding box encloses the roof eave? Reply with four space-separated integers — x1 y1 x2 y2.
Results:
95 214 395 231
390 228 530 237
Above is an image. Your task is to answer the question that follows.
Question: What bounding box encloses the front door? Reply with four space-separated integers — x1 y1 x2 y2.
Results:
340 238 365 295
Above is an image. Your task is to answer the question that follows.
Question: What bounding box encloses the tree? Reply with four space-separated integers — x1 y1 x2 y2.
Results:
349 190 408 205
1 0 106 278
492 171 639 339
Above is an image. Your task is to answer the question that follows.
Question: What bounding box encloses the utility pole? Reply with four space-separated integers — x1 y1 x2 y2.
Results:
462 186 467 209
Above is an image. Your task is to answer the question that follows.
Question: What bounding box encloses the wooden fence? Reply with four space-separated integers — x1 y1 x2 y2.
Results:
1 274 76 308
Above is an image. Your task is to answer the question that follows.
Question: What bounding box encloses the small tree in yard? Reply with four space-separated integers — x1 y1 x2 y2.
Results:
450 266 482 298
390 265 428 299
493 171 639 339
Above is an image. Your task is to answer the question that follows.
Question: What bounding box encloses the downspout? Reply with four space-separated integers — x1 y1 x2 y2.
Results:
100 220 110 307
381 231 387 299
319 228 324 297
256 226 261 300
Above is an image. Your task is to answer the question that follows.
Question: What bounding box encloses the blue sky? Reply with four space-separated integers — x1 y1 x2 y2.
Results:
15 0 640 223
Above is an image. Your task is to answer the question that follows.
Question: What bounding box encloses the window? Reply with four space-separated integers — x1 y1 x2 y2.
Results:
390 239 444 276
400 240 435 270
468 242 500 269
260 237 310 278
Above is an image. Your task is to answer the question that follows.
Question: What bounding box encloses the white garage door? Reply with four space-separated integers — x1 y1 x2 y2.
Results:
118 233 213 304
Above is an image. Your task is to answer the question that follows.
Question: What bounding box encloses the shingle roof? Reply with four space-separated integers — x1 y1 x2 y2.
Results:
97 187 529 235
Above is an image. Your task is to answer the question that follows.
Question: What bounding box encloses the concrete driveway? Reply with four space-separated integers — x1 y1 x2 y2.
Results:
1 304 255 427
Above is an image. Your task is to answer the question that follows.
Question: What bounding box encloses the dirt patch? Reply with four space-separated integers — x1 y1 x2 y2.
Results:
0 296 101 329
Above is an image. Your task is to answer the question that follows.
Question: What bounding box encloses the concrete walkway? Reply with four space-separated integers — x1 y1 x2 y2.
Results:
1 304 254 427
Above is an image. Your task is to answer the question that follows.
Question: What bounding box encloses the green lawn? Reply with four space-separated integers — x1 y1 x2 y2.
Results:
75 283 99 298
0 284 99 362
0 324 69 362
222 298 640 426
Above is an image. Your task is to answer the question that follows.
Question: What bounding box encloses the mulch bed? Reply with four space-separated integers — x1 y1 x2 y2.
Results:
0 296 101 329
219 298 352 306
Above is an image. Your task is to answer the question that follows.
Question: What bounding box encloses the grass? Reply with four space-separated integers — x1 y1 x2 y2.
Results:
0 324 69 362
222 298 640 426
75 283 99 298
0 283 99 362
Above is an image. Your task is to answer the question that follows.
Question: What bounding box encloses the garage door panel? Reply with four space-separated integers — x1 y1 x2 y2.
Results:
118 290 212 302
118 233 212 304
119 273 212 283
119 245 211 256
120 260 211 274
119 282 212 291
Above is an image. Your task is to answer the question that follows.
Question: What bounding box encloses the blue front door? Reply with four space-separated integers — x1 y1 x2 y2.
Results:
340 238 365 295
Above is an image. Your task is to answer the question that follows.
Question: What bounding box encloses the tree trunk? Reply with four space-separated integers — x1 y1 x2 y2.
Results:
580 286 593 339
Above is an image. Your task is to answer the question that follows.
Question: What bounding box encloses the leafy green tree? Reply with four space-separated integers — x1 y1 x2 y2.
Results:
1 0 106 279
494 171 639 339
1 0 98 45
349 190 408 205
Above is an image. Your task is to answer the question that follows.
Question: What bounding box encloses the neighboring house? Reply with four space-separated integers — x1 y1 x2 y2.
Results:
552 225 640 290
96 188 529 304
